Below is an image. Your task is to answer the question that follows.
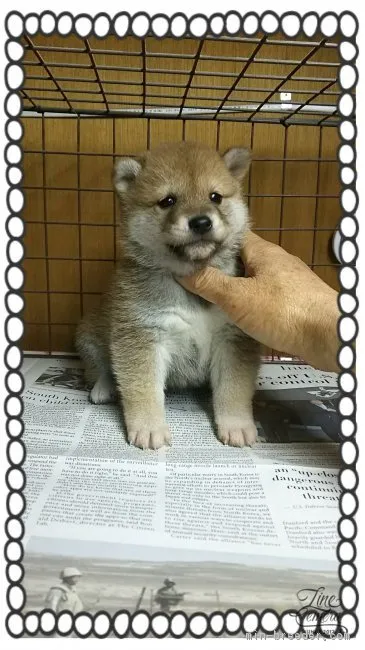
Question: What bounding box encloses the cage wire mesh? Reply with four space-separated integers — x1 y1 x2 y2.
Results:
20 30 350 358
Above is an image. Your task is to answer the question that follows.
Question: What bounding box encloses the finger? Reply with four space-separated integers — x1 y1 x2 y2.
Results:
176 266 237 305
240 231 283 271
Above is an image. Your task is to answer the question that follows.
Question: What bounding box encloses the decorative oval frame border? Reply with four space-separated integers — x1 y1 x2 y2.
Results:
3 9 358 639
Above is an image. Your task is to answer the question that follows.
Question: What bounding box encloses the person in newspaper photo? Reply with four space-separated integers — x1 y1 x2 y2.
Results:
45 567 84 614
178 232 340 373
154 579 188 612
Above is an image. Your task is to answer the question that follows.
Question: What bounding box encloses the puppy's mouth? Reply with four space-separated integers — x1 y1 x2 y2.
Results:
167 240 219 261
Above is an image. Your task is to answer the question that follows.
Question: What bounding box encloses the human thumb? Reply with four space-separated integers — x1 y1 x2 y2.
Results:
176 266 237 307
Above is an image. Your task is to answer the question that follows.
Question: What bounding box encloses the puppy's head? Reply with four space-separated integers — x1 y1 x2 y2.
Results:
114 141 251 275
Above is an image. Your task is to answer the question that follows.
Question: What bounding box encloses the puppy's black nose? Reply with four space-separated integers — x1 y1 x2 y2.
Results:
188 215 212 235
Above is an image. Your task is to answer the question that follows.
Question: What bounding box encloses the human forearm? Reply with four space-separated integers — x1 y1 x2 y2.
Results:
301 292 340 372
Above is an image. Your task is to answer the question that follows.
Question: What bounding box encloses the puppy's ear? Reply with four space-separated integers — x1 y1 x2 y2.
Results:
223 147 251 181
113 156 143 194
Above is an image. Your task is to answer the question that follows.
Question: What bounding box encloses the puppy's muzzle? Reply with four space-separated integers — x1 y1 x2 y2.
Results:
188 215 212 235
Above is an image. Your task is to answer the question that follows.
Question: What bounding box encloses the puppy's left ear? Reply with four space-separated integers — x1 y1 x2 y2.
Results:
223 147 251 181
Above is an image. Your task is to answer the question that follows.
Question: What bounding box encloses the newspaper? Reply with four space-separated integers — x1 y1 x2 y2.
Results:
21 357 341 617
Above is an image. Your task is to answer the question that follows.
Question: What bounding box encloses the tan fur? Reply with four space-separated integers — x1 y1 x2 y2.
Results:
76 141 259 449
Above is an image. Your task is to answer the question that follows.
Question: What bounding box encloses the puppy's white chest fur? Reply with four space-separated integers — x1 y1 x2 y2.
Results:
142 302 228 387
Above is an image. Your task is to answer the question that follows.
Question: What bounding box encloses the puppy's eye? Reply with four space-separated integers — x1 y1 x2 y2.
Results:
158 195 176 209
210 192 223 204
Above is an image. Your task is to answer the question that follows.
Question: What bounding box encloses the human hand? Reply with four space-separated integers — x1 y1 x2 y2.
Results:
177 232 340 372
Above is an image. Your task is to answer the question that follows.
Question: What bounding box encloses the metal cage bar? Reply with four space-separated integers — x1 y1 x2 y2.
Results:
20 30 350 127
83 39 110 113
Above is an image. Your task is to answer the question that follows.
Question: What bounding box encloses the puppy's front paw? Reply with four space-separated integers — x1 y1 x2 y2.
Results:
127 423 171 450
217 417 257 448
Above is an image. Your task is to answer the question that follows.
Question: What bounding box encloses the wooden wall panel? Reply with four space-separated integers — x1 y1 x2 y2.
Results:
184 120 218 147
45 118 77 151
250 123 285 244
21 117 340 353
149 119 183 145
48 261 80 292
217 122 252 198
281 126 320 263
114 118 148 154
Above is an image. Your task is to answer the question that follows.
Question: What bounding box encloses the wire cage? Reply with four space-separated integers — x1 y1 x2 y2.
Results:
20 28 349 358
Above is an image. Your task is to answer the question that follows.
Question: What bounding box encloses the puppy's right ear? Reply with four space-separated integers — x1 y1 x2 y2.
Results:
113 157 142 194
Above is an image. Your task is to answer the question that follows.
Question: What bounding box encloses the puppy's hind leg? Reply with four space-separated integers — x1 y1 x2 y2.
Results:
76 313 116 404
210 328 260 447
89 371 117 405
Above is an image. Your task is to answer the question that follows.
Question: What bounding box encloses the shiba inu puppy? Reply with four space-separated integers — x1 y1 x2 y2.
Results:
76 142 260 450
